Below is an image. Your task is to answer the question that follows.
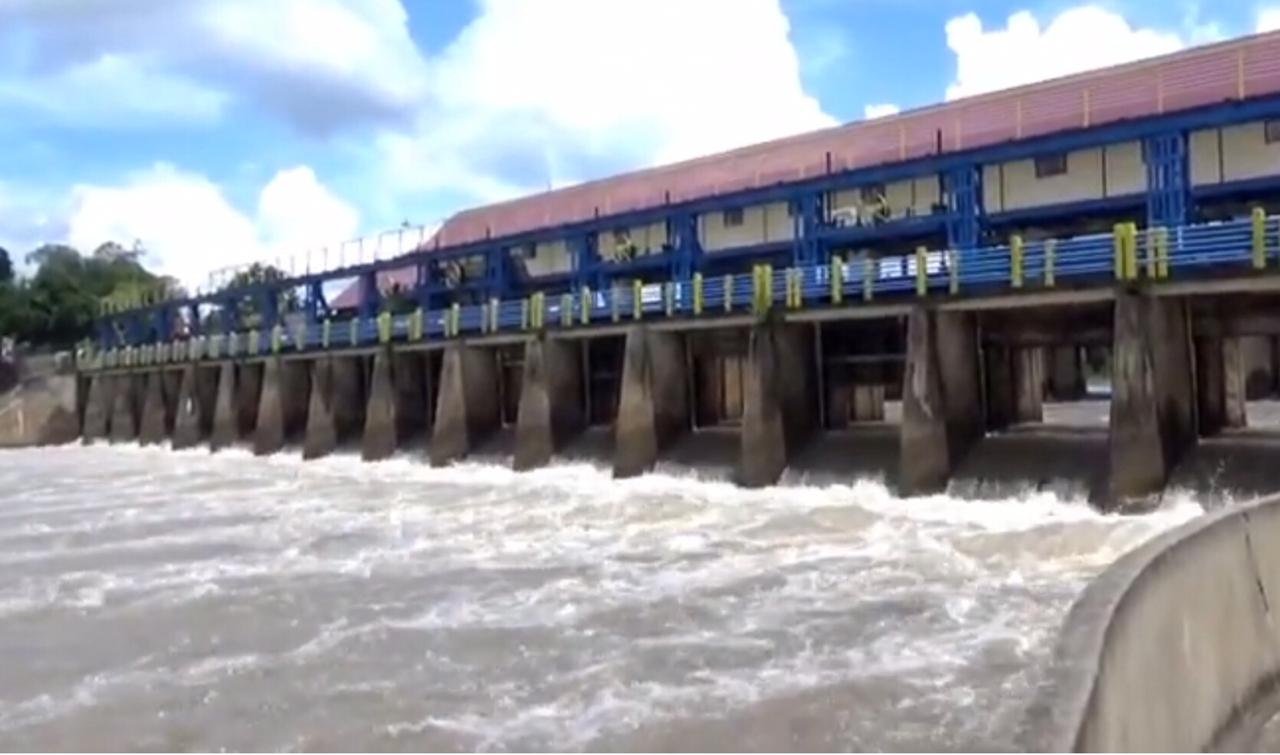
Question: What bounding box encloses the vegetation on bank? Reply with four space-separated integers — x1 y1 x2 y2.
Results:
0 243 170 348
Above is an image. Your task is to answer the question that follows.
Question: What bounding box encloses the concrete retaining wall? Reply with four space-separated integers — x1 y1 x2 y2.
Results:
1021 496 1280 751
0 374 79 447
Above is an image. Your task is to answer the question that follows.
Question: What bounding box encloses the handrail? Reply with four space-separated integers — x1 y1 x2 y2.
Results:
81 212 1279 368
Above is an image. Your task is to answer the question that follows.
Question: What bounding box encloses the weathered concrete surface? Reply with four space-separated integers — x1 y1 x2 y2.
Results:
235 363 263 441
303 356 364 460
1107 292 1197 507
1020 495 1280 752
1197 337 1248 437
0 374 80 447
430 343 501 466
81 374 114 443
362 349 427 461
900 309 981 496
1242 335 1276 399
740 322 816 487
1048 345 1087 401
109 373 142 443
851 384 885 422
210 362 238 451
514 338 585 471
138 370 171 446
254 357 310 456
1014 347 1045 424
984 343 1015 432
614 326 689 478
172 365 218 450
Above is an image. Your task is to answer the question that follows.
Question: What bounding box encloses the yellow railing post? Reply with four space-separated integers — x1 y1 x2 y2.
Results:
610 287 620 323
271 323 283 353
377 311 391 344
664 282 674 317
786 267 801 309
522 297 531 330
411 308 423 340
948 250 959 295
692 273 704 315
914 246 927 297
632 279 643 320
763 263 773 311
723 274 734 312
561 293 573 327
490 297 500 332
863 257 874 301
830 256 843 304
248 328 260 355
1253 206 1267 270
580 288 591 325
1044 239 1057 287
1125 222 1139 280
322 318 332 349
293 323 306 351
1010 234 1024 288
348 319 359 346
451 302 462 336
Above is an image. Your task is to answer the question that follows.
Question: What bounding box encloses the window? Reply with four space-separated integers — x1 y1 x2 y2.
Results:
612 229 628 245
723 208 744 227
860 183 886 203
1266 120 1280 145
1034 153 1068 178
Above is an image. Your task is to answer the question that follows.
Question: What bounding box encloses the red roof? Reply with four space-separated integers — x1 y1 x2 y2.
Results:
427 31 1280 249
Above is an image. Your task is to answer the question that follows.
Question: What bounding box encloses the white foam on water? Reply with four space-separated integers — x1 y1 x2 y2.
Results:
0 444 1209 750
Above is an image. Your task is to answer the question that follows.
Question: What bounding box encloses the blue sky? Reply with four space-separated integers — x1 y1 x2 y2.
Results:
0 0 1274 287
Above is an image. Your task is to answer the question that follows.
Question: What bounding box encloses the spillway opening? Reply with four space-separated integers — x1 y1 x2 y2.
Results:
496 344 524 428
688 329 748 429
583 335 623 428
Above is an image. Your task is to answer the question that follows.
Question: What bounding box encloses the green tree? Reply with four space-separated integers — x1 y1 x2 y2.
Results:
215 262 298 329
0 246 12 284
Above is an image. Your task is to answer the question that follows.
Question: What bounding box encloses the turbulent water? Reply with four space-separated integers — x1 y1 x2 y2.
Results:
0 445 1201 751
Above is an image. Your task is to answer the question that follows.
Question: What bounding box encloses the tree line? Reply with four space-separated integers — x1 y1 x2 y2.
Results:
0 242 171 348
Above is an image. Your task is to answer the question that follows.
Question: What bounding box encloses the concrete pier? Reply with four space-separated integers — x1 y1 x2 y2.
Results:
1196 336 1247 436
303 356 365 460
172 365 218 450
1047 345 1086 400
1013 347 1045 424
362 349 428 461
740 322 816 487
430 343 501 466
900 309 981 496
514 338 585 471
984 344 1015 432
614 327 689 478
138 370 170 446
82 374 114 443
109 373 141 443
1108 292 1196 507
235 363 263 441
254 357 310 456
210 362 237 451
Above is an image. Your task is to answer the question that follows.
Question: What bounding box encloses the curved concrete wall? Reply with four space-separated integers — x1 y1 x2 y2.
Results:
1022 496 1280 751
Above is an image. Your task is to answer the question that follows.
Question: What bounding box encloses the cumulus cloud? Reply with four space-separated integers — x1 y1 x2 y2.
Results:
863 103 901 119
378 0 836 203
63 164 359 290
944 6 1187 101
1259 8 1280 32
0 0 428 132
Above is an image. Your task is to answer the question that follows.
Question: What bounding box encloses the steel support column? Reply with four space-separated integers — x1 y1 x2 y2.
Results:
944 165 983 250
1145 131 1191 228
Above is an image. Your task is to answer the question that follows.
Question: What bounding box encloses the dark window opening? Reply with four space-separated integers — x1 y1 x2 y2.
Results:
724 208 745 227
1034 153 1068 178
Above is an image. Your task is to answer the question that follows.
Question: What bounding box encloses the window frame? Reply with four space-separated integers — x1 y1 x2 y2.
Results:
723 207 745 227
1034 153 1069 179
1265 119 1280 145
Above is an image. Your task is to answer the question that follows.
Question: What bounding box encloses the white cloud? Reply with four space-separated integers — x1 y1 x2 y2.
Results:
378 0 836 203
0 0 428 132
1259 7 1280 32
944 6 1187 101
64 164 359 290
864 103 901 119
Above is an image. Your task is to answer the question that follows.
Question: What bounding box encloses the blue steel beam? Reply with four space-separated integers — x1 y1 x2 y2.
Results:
1145 131 1191 227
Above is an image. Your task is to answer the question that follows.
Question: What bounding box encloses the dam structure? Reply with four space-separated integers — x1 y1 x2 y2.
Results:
64 31 1280 509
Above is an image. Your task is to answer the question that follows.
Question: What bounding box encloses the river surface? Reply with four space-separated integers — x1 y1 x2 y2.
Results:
0 445 1200 751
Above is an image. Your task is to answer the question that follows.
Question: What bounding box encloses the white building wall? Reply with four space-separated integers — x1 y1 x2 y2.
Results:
1221 121 1280 182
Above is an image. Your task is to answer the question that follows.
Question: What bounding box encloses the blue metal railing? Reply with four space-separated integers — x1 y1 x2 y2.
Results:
86 212 1279 369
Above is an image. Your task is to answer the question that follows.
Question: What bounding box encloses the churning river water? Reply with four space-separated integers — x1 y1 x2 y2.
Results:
0 445 1200 751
